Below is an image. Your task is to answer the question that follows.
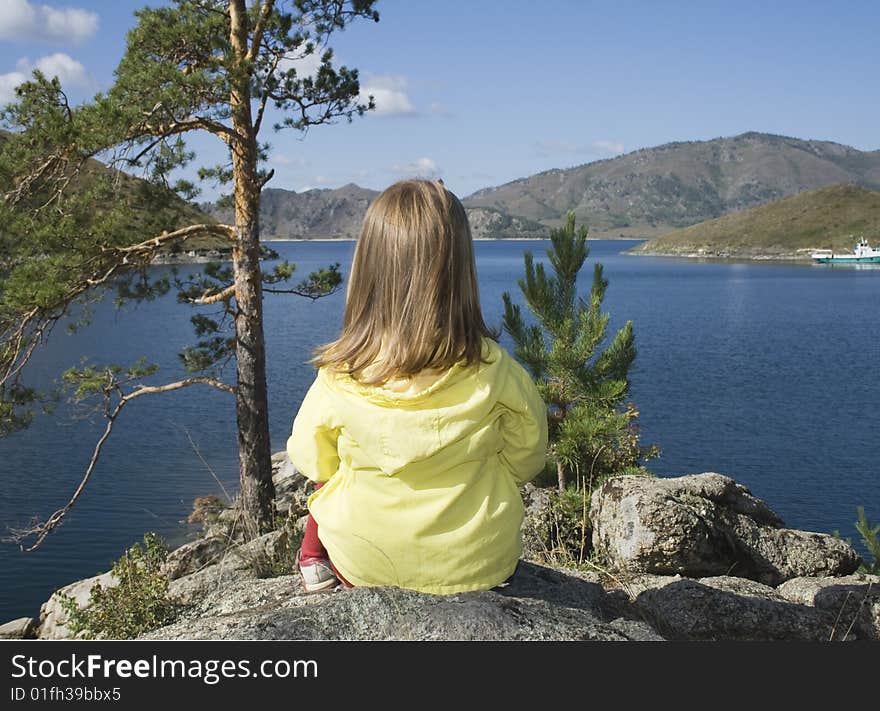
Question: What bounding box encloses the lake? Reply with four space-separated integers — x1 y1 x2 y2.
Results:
1 239 878 621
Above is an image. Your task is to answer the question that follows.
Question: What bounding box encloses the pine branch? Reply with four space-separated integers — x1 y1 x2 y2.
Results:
593 320 635 385
191 284 237 305
247 0 277 62
4 375 234 551
1 224 235 393
262 284 341 300
130 105 243 146
108 223 236 260
253 50 283 134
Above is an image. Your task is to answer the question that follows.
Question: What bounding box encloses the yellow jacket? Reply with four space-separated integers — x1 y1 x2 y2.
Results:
286 337 548 594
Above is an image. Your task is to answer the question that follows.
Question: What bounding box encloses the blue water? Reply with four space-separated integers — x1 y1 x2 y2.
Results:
1 240 878 621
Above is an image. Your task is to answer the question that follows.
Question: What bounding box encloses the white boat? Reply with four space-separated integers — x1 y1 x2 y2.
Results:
811 237 880 264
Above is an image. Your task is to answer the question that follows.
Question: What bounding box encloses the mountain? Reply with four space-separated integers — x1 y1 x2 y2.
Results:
199 132 880 242
463 132 880 238
203 184 547 240
262 183 375 239
627 184 880 259
204 184 376 240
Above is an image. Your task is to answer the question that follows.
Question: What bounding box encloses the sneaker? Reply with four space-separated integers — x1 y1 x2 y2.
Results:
296 549 339 593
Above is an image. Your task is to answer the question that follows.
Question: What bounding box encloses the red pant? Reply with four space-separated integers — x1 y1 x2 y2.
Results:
301 481 352 587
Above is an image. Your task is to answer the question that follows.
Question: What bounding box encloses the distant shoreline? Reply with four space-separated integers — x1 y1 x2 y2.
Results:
151 236 644 264
626 249 812 262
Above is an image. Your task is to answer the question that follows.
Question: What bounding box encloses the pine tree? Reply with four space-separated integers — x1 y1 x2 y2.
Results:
502 211 654 493
0 0 379 548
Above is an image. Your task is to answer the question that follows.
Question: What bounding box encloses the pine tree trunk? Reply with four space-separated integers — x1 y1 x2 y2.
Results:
229 0 274 535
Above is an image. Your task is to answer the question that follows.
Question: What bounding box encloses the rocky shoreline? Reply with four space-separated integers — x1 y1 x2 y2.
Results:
150 248 233 265
150 244 279 265
1 455 876 641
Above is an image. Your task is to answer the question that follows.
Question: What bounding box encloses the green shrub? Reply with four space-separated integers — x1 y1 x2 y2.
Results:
540 486 591 567
58 532 180 639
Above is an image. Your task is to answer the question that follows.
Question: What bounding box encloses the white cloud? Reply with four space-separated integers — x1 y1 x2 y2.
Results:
0 53 92 104
32 53 90 86
359 75 416 117
0 0 99 45
0 72 26 104
392 157 440 178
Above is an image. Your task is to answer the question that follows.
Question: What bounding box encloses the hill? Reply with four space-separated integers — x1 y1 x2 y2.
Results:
203 184 548 240
76 159 224 260
463 132 880 238
627 184 880 259
0 129 219 260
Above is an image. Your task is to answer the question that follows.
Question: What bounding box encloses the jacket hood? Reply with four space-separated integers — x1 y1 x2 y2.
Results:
318 338 510 475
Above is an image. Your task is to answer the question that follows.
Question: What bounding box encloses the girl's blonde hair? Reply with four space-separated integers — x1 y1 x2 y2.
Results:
313 179 494 385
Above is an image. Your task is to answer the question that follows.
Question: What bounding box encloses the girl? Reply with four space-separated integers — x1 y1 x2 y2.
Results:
286 179 548 594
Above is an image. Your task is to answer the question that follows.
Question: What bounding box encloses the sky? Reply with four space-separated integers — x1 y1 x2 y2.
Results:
0 0 878 201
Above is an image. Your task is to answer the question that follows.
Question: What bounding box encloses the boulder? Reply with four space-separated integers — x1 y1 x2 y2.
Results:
776 574 880 641
590 473 860 585
228 529 289 565
34 531 293 637
629 573 855 641
160 536 229 580
0 617 37 639
144 561 663 641
168 530 290 606
38 571 117 640
37 465 870 642
169 557 259 607
728 514 862 583
272 451 312 517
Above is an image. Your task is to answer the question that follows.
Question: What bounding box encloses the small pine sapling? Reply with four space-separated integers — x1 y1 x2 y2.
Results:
503 211 656 493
